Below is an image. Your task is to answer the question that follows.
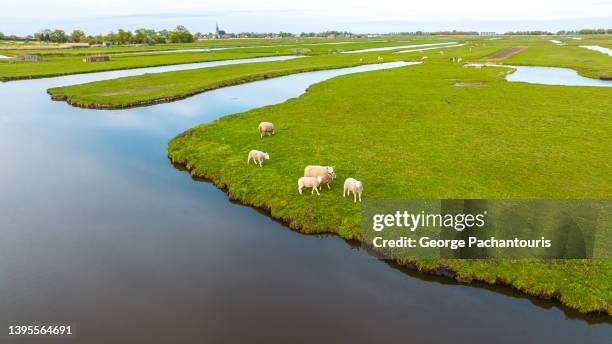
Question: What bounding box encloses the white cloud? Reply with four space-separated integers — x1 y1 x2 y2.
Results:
2 0 611 35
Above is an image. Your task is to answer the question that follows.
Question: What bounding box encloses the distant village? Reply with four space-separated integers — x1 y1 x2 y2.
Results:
1 25 610 46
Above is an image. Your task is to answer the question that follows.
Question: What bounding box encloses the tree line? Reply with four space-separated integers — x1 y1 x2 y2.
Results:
31 26 196 44
505 28 612 35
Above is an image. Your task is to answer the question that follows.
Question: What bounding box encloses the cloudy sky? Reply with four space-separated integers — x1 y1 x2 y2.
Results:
2 0 611 35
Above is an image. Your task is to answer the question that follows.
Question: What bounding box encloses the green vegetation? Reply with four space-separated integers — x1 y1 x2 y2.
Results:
9 35 612 314
504 38 612 79
0 39 443 81
166 48 612 314
47 54 408 108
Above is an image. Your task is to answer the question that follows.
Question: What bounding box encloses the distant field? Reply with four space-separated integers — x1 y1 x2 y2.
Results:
0 38 447 81
168 58 612 314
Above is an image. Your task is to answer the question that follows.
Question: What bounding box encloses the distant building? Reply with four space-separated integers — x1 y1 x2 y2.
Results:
480 32 498 36
82 55 111 63
214 23 226 39
10 54 43 62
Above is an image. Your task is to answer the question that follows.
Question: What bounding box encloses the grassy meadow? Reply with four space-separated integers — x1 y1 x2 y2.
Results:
6 34 612 314
0 38 443 81
162 38 610 314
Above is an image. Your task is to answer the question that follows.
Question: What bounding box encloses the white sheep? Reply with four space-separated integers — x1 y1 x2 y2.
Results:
304 165 336 190
343 178 363 202
457 57 463 63
247 150 270 167
421 56 428 60
298 176 324 195
258 122 275 138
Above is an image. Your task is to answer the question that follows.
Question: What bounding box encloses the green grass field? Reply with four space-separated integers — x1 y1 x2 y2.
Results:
0 38 445 81
8 35 612 314
163 39 611 314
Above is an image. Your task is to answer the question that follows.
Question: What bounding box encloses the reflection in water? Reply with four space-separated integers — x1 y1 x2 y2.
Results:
0 60 609 343
580 45 612 57
467 63 612 87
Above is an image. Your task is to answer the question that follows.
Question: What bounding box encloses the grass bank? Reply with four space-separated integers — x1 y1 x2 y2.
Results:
0 39 445 81
47 54 412 109
168 61 612 314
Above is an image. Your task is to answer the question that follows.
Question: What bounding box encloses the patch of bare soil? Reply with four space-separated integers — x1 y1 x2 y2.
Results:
483 46 528 61
97 84 175 96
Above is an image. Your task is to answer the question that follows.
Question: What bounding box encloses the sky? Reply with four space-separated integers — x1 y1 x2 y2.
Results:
2 0 611 36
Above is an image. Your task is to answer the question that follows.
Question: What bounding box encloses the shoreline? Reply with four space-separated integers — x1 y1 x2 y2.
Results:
168 157 612 317
46 61 400 110
0 54 283 82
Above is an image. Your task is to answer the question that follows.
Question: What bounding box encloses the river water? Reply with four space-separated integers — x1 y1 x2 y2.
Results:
467 63 612 87
580 45 612 57
0 59 610 343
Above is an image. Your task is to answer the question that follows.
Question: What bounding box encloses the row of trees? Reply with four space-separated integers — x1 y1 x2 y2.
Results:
33 26 196 44
505 28 612 35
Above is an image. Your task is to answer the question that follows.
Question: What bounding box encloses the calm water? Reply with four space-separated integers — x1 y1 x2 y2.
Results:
396 43 466 54
343 41 457 54
467 63 612 87
0 60 610 343
117 41 363 56
580 45 612 57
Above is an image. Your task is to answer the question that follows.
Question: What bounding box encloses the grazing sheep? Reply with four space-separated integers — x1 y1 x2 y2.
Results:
450 57 455 62
258 122 275 138
343 178 364 202
421 56 428 60
298 176 324 195
247 150 270 167
457 57 463 63
304 165 336 190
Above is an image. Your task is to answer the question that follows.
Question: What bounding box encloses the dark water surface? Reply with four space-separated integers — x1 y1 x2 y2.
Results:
0 60 609 343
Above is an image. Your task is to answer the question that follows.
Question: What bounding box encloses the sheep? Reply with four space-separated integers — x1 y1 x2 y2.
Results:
457 57 463 63
421 56 428 60
258 122 275 138
377 56 384 62
247 150 270 167
343 178 363 202
298 176 324 195
450 57 455 62
304 165 336 190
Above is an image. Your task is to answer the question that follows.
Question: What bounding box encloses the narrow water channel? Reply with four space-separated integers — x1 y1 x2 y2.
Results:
0 59 609 343
466 63 612 87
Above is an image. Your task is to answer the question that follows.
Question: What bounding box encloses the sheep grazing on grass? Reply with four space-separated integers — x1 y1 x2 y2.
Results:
304 165 336 190
457 57 463 63
247 150 270 167
450 57 456 62
298 176 324 195
258 122 275 138
343 178 363 202
421 56 428 60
